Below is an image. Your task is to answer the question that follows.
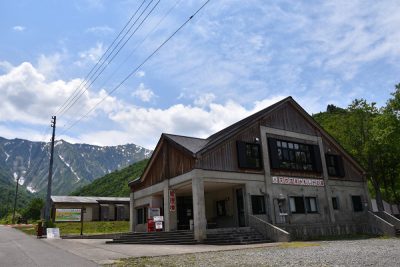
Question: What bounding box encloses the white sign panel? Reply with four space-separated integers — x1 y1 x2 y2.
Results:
46 228 60 239
153 216 164 222
155 222 163 229
272 176 324 187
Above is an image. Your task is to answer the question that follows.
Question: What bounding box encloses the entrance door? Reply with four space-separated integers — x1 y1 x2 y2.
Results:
236 188 246 227
177 196 193 230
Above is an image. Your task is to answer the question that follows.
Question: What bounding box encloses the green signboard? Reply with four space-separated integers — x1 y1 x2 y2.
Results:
55 208 81 222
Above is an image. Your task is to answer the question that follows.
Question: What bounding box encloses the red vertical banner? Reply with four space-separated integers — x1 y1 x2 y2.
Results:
169 190 176 212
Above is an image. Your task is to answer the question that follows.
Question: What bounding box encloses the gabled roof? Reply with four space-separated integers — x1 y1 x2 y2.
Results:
164 134 208 154
130 96 365 186
51 196 130 204
199 96 292 154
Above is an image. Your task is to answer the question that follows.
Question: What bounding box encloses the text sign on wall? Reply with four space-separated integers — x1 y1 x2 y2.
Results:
169 190 176 212
55 208 81 222
272 176 325 187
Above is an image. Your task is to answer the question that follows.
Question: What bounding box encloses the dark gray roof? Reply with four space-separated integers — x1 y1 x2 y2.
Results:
51 196 130 204
164 134 209 154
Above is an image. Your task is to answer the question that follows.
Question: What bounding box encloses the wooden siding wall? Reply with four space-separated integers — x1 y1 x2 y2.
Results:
197 123 263 173
134 139 195 192
322 139 364 182
198 102 364 182
261 104 319 136
198 103 319 173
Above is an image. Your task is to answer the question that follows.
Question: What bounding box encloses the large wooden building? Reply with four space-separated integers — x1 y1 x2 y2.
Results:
128 97 373 241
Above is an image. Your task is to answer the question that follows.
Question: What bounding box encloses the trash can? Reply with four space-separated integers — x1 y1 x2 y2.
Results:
36 221 44 238
189 219 194 230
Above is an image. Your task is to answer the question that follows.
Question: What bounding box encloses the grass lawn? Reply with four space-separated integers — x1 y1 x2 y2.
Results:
14 221 129 236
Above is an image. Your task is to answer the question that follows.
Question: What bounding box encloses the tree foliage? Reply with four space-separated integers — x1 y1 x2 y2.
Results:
70 159 149 197
314 84 400 209
21 198 44 221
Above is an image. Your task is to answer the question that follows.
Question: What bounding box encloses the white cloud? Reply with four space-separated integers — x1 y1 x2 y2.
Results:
194 93 216 107
132 83 156 102
104 96 287 149
75 43 105 66
12 26 25 32
0 60 119 127
86 26 114 35
37 53 63 79
135 71 145 78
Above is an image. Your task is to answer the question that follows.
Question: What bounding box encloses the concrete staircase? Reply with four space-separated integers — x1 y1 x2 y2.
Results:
106 230 197 245
204 227 271 245
106 227 271 245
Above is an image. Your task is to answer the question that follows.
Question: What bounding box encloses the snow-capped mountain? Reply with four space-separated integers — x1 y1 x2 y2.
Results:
0 136 152 195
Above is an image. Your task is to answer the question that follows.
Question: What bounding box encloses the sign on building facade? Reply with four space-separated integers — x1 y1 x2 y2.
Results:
272 176 325 187
55 208 81 222
169 190 176 211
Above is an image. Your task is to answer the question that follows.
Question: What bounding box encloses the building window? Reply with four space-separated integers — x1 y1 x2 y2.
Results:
137 207 148 224
289 196 305 214
237 141 262 169
268 138 322 172
305 197 318 213
326 154 345 177
289 196 318 214
352 196 363 212
251 195 266 215
332 197 339 210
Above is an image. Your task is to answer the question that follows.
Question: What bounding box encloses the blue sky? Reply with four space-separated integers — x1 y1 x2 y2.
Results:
0 0 399 149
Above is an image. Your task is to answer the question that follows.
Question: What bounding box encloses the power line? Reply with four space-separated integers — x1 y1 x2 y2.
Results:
96 0 183 92
54 0 147 117
59 0 211 136
58 0 160 120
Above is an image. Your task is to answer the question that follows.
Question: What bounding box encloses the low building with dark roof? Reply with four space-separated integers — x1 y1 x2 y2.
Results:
127 97 391 241
51 196 130 221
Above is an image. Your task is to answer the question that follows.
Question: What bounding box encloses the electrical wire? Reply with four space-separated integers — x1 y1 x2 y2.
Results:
58 0 160 120
96 0 183 92
54 0 147 117
59 0 211 136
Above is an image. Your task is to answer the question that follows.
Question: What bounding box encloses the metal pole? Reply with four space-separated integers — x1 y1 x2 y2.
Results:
80 207 84 236
44 116 56 222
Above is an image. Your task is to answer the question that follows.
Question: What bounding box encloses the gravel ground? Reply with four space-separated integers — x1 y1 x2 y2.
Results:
110 238 400 267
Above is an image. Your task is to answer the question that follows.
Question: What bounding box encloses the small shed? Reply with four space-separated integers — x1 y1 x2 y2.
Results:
51 196 130 222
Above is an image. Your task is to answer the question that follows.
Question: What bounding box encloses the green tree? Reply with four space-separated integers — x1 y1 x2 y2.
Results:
314 85 400 211
22 198 44 221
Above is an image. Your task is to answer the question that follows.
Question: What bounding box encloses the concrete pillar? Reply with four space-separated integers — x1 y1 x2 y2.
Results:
318 137 335 223
260 127 275 224
129 192 136 232
163 180 170 231
192 177 207 241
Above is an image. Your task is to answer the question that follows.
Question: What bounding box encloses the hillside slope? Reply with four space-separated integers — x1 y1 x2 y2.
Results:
70 159 148 197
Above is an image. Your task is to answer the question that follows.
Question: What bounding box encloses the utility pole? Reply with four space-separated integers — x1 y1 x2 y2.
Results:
11 177 20 224
44 116 56 222
12 156 24 224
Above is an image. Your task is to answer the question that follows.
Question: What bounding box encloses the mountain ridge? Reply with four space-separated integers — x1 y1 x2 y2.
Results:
0 136 152 196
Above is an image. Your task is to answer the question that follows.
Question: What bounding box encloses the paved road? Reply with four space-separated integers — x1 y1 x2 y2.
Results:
0 225 98 267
